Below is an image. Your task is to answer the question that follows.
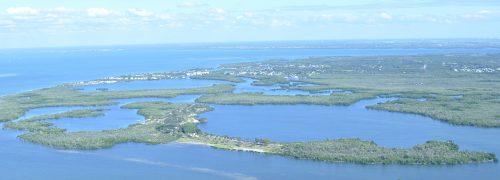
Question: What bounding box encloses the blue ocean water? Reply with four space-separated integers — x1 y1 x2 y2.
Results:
200 98 500 151
1 43 500 180
2 44 499 96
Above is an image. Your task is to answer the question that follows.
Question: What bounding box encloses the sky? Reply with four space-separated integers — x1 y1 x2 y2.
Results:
1 0 500 48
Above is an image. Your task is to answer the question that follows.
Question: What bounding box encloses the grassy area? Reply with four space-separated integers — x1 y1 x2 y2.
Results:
277 139 497 165
0 84 233 122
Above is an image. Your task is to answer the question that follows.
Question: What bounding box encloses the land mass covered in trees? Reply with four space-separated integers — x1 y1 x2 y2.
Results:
1 54 499 164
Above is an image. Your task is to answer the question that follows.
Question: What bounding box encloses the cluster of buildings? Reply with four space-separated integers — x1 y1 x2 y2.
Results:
220 63 330 81
453 66 499 73
74 69 211 86
74 80 118 86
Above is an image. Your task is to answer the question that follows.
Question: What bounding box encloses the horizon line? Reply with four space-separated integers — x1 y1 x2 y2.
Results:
2 38 500 50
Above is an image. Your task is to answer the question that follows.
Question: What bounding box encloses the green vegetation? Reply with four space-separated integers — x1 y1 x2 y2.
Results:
20 108 108 122
3 95 496 165
203 54 500 127
5 121 64 133
368 94 500 127
277 139 497 165
4 109 107 133
0 86 113 123
180 123 201 134
19 124 177 149
196 92 377 105
1 54 499 165
180 136 497 164
255 138 272 146
90 84 232 99
191 71 244 83
179 134 282 153
4 54 498 127
9 102 211 150
0 84 233 122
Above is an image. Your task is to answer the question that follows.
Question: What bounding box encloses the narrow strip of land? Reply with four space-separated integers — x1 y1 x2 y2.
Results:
1 54 499 164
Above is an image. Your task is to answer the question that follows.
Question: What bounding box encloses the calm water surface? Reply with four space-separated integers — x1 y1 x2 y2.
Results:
1 45 500 179
79 79 229 92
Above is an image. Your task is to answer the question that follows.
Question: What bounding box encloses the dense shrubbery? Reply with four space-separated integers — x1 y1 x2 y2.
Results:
20 124 177 150
191 72 244 83
369 93 500 127
4 109 107 133
7 102 211 150
255 138 272 145
196 92 377 105
181 123 201 134
277 139 497 165
198 54 500 127
1 54 499 165
0 84 233 122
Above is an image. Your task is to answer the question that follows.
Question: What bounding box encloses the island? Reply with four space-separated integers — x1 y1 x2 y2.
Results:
1 54 499 165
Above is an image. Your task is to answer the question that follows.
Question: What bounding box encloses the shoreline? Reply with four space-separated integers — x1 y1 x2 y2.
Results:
176 139 268 153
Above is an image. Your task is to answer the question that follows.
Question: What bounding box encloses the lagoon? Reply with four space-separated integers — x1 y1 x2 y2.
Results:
2 44 500 179
199 98 500 153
